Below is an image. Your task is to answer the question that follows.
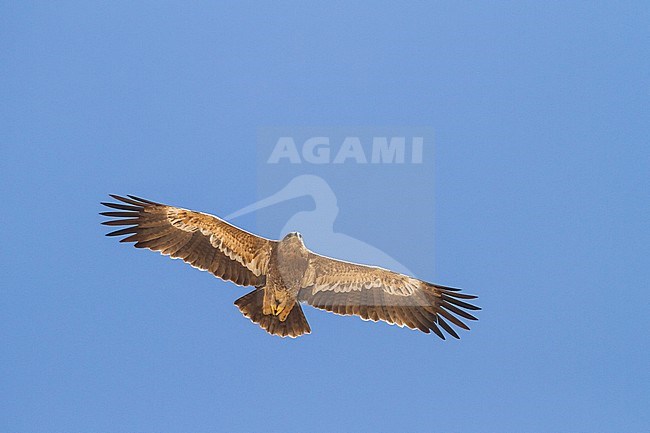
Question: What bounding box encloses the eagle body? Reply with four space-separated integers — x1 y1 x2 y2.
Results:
102 195 480 339
232 233 313 337
263 233 309 319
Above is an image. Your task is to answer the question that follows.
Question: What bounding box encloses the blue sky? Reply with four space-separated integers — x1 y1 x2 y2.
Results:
2 2 649 432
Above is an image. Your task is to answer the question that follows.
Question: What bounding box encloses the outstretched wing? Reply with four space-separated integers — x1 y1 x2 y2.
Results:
299 253 480 339
101 195 276 287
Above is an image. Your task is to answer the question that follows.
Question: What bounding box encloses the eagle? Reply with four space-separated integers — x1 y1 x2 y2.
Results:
101 195 479 339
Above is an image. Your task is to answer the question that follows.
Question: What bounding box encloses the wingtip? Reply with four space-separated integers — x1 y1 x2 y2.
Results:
108 194 128 202
126 194 162 205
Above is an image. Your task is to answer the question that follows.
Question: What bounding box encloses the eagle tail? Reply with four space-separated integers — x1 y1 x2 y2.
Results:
234 289 311 338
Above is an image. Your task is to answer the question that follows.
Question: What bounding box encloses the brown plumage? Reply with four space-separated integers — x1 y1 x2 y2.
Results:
101 195 480 339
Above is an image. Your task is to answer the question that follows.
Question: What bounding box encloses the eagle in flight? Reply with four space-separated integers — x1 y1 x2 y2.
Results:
101 195 479 339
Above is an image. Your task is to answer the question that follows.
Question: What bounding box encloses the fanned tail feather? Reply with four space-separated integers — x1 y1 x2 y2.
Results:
234 289 311 338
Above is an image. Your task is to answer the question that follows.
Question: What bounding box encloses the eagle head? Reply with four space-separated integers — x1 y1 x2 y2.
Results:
283 231 304 242
281 232 307 252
